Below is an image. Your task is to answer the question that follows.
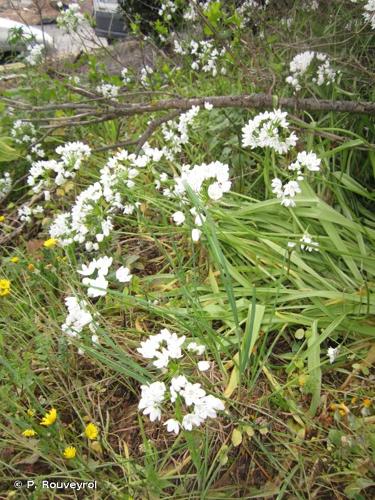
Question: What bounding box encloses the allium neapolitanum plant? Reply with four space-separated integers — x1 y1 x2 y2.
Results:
0 0 374 498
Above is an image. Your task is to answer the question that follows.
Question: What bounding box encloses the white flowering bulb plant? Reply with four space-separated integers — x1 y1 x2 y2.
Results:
77 255 132 298
26 142 91 197
25 44 44 66
363 0 375 29
137 330 224 434
173 39 227 77
61 295 98 340
242 109 321 209
241 110 298 154
96 82 120 100
286 51 338 93
49 144 163 250
56 1 85 34
0 172 12 201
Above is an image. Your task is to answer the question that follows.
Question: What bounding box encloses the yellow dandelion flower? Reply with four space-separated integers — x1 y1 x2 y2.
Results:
63 446 77 459
363 398 372 408
22 429 37 437
40 408 57 426
84 423 99 440
27 263 35 272
330 402 349 416
43 238 57 249
10 256 19 263
0 279 11 297
0 215 4 222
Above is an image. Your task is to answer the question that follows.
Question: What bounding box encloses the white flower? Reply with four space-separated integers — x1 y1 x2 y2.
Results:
57 2 85 33
137 330 185 369
0 172 12 200
192 228 202 242
153 349 171 369
25 44 44 66
164 418 180 435
194 395 225 419
242 110 298 154
364 0 375 29
197 360 210 371
138 382 166 422
204 102 213 110
300 233 319 252
289 151 321 173
61 296 97 339
172 211 185 225
96 82 119 100
207 182 224 201
85 274 109 298
327 346 340 364
180 382 206 406
116 266 132 283
286 51 337 92
182 412 203 431
186 342 206 355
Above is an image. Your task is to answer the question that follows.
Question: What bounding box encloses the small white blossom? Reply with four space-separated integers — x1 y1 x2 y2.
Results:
172 211 185 225
116 266 132 283
300 233 319 252
327 346 340 364
164 418 180 435
197 360 210 371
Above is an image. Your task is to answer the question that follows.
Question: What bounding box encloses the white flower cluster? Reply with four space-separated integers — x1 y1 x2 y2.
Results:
137 329 186 369
61 295 98 341
241 109 298 154
18 204 44 223
77 255 132 298
183 1 213 21
164 161 231 241
173 39 226 77
158 0 177 20
300 233 319 252
173 161 231 201
56 2 85 34
161 105 200 159
96 82 119 100
27 141 91 194
286 51 338 92
49 145 162 250
271 151 321 207
25 43 44 66
236 0 270 25
241 110 321 208
140 65 154 87
363 0 375 29
11 120 37 145
121 67 132 85
11 119 45 163
138 330 224 434
78 255 113 298
327 346 340 364
0 172 11 200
